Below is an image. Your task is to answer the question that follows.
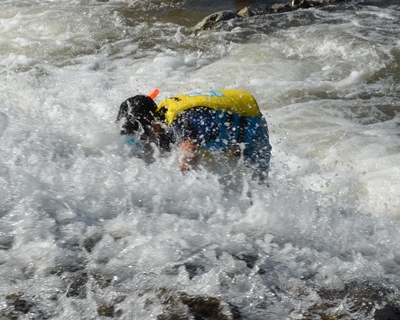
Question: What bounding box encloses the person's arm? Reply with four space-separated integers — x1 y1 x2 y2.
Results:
179 139 198 172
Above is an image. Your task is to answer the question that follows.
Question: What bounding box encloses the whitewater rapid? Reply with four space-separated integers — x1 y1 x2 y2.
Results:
1 0 400 319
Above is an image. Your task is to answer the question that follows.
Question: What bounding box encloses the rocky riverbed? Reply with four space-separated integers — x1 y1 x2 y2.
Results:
192 0 348 33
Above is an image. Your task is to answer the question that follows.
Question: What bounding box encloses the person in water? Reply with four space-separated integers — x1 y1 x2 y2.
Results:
116 89 272 182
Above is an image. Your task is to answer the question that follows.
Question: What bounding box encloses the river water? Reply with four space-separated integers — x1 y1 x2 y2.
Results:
0 0 399 319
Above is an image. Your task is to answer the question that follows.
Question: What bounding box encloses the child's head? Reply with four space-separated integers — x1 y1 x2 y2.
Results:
116 95 157 136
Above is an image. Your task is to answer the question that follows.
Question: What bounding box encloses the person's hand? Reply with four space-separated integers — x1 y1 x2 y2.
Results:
255 172 269 187
179 140 198 172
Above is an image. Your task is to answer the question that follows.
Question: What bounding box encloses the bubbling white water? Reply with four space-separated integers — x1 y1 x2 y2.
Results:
0 0 400 319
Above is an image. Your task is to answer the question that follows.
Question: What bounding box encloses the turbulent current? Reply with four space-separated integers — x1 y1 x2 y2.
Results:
0 0 399 319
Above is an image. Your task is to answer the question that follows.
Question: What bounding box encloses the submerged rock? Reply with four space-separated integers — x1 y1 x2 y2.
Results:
237 4 273 18
2 292 53 319
157 291 242 320
66 271 89 299
271 3 293 13
308 282 400 319
237 6 255 18
6 293 32 314
192 10 240 33
97 304 115 318
192 0 349 33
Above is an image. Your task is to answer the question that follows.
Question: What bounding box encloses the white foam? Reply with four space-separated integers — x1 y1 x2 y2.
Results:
0 1 400 318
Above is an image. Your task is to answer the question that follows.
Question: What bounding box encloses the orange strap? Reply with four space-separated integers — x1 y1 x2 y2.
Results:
147 88 160 100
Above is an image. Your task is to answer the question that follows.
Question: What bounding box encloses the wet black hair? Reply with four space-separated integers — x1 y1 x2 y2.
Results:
116 95 157 136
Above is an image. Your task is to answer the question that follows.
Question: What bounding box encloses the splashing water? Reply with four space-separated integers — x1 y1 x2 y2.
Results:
0 0 399 319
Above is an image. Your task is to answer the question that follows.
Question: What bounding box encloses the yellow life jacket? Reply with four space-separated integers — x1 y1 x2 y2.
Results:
156 89 261 125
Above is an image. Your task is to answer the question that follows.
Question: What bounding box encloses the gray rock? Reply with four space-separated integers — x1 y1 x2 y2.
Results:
238 4 273 17
237 6 255 18
271 3 293 13
192 10 240 33
191 0 348 34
